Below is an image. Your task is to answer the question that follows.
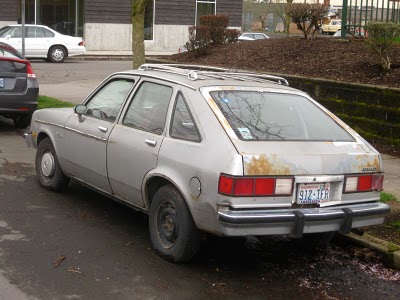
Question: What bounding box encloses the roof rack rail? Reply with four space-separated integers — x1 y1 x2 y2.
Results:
139 64 289 86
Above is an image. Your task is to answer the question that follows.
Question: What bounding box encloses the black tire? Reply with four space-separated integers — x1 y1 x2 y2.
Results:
149 185 201 263
36 137 69 192
13 114 32 128
48 46 66 63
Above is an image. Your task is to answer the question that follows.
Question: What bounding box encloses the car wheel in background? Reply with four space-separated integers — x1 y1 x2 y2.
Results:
149 184 201 263
36 137 69 191
48 46 66 63
13 114 32 128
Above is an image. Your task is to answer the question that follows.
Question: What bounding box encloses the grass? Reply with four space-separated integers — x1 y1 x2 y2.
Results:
380 191 398 203
387 219 400 230
38 96 74 110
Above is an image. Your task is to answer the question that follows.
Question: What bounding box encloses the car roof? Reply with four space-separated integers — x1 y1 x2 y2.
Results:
0 42 25 59
112 64 300 93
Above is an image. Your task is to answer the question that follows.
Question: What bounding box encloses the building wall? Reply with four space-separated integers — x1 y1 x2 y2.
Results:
217 0 242 27
85 0 131 24
155 0 196 25
0 0 17 22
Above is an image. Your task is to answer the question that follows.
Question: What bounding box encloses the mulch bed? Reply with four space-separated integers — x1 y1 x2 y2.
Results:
170 37 400 88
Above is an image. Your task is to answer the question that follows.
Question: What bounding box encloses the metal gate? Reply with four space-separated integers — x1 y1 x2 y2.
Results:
341 0 400 37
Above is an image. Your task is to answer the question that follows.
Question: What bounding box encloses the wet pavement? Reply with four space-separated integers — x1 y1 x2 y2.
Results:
0 117 399 300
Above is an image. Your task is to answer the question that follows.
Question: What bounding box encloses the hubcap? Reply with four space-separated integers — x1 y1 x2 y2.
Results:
41 152 55 177
157 202 179 248
52 49 64 61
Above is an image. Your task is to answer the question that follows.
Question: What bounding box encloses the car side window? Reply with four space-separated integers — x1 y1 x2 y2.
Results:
44 28 55 38
123 81 173 135
254 34 264 40
10 27 22 38
85 79 135 122
170 92 201 142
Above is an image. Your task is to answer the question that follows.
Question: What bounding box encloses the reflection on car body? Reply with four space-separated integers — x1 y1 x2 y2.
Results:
24 64 390 263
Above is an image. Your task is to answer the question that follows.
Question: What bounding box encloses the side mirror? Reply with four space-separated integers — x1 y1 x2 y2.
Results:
74 104 87 122
6 34 11 40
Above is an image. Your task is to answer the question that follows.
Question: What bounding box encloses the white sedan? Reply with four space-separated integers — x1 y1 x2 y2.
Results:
0 24 86 63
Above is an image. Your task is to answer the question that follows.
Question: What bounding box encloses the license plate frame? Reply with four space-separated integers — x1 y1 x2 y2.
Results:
297 183 331 204
0 78 4 88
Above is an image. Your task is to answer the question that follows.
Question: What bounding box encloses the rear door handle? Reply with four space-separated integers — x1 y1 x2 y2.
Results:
98 126 108 133
145 139 157 147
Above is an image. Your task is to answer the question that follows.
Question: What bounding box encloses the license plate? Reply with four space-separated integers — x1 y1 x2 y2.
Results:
297 183 330 204
0 78 4 88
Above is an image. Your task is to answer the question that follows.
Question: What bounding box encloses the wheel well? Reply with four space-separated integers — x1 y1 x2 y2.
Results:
145 176 173 207
49 45 68 57
37 132 49 146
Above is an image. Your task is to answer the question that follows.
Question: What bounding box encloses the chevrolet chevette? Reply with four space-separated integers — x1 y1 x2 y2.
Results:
24 64 390 262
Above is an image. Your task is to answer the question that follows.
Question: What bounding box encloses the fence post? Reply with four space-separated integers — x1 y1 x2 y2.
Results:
341 0 349 38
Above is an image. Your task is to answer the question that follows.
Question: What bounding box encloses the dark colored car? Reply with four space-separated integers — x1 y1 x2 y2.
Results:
0 42 38 128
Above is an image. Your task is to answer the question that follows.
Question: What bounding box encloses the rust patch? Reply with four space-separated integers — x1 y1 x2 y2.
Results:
353 155 379 172
206 97 234 135
245 155 291 175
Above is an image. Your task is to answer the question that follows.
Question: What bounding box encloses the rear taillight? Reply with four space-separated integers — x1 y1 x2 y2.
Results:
344 173 383 193
218 174 293 197
78 41 85 46
26 62 36 78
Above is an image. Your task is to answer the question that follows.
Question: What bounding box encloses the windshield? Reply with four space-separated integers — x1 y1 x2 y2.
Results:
210 91 355 142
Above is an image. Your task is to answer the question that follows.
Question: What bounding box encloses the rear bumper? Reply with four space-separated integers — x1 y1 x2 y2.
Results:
0 87 38 116
217 202 390 237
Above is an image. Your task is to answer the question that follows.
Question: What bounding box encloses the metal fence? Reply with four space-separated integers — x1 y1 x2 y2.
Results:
341 0 400 36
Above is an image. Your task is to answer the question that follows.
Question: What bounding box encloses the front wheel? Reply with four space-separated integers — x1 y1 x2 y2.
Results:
48 46 66 63
36 137 69 191
149 185 201 263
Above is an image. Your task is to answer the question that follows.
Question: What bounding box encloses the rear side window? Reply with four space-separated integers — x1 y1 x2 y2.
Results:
209 91 355 142
0 45 24 59
170 93 201 142
123 82 173 135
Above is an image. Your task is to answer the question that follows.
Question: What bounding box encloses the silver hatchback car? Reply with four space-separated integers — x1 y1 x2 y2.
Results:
24 64 390 262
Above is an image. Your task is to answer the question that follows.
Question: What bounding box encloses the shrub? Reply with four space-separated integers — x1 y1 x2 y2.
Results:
200 14 229 44
225 29 241 43
187 25 211 57
364 22 400 71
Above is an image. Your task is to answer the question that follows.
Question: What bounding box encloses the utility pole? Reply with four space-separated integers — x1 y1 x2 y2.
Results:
21 0 26 56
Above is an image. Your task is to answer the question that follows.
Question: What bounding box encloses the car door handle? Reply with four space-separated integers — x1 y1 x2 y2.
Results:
145 139 157 147
98 126 108 133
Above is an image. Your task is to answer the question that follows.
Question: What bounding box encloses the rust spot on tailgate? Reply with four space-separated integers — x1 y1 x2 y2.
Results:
245 155 291 175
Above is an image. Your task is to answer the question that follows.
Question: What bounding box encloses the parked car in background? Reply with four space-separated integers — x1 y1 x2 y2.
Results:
0 24 86 63
0 42 38 128
321 19 342 34
238 32 269 41
24 64 389 263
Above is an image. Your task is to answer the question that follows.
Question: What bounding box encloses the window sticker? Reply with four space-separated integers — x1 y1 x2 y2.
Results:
238 128 253 140
222 98 229 103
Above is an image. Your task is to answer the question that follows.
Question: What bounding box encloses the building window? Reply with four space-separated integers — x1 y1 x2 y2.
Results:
144 0 154 40
18 0 84 37
196 0 216 25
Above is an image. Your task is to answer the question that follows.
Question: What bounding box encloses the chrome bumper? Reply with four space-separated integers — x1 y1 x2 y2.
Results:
217 202 390 238
23 132 35 148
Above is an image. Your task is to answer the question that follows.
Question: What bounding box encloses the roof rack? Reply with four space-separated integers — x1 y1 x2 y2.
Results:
138 64 289 86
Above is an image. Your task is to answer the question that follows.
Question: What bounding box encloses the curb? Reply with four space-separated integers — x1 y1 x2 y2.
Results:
341 232 400 270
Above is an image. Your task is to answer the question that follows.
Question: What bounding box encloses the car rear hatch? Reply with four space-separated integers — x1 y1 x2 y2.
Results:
204 87 383 208
0 60 28 94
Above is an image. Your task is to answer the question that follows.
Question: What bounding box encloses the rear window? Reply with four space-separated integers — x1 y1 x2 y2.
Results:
209 91 355 142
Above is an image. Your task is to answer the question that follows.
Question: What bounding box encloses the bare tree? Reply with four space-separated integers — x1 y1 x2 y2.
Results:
286 3 328 39
132 0 147 69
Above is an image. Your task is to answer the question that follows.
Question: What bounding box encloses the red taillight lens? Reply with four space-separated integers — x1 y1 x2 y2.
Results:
218 174 293 197
255 178 274 195
26 62 36 78
78 41 85 46
358 175 372 191
234 178 254 196
344 173 383 193
372 173 384 191
219 175 234 195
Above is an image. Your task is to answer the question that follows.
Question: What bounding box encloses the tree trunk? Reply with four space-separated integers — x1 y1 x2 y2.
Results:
132 0 146 69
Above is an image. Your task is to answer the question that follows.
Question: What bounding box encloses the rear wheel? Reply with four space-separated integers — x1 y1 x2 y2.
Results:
48 46 66 63
13 114 32 128
149 185 201 263
36 137 69 191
